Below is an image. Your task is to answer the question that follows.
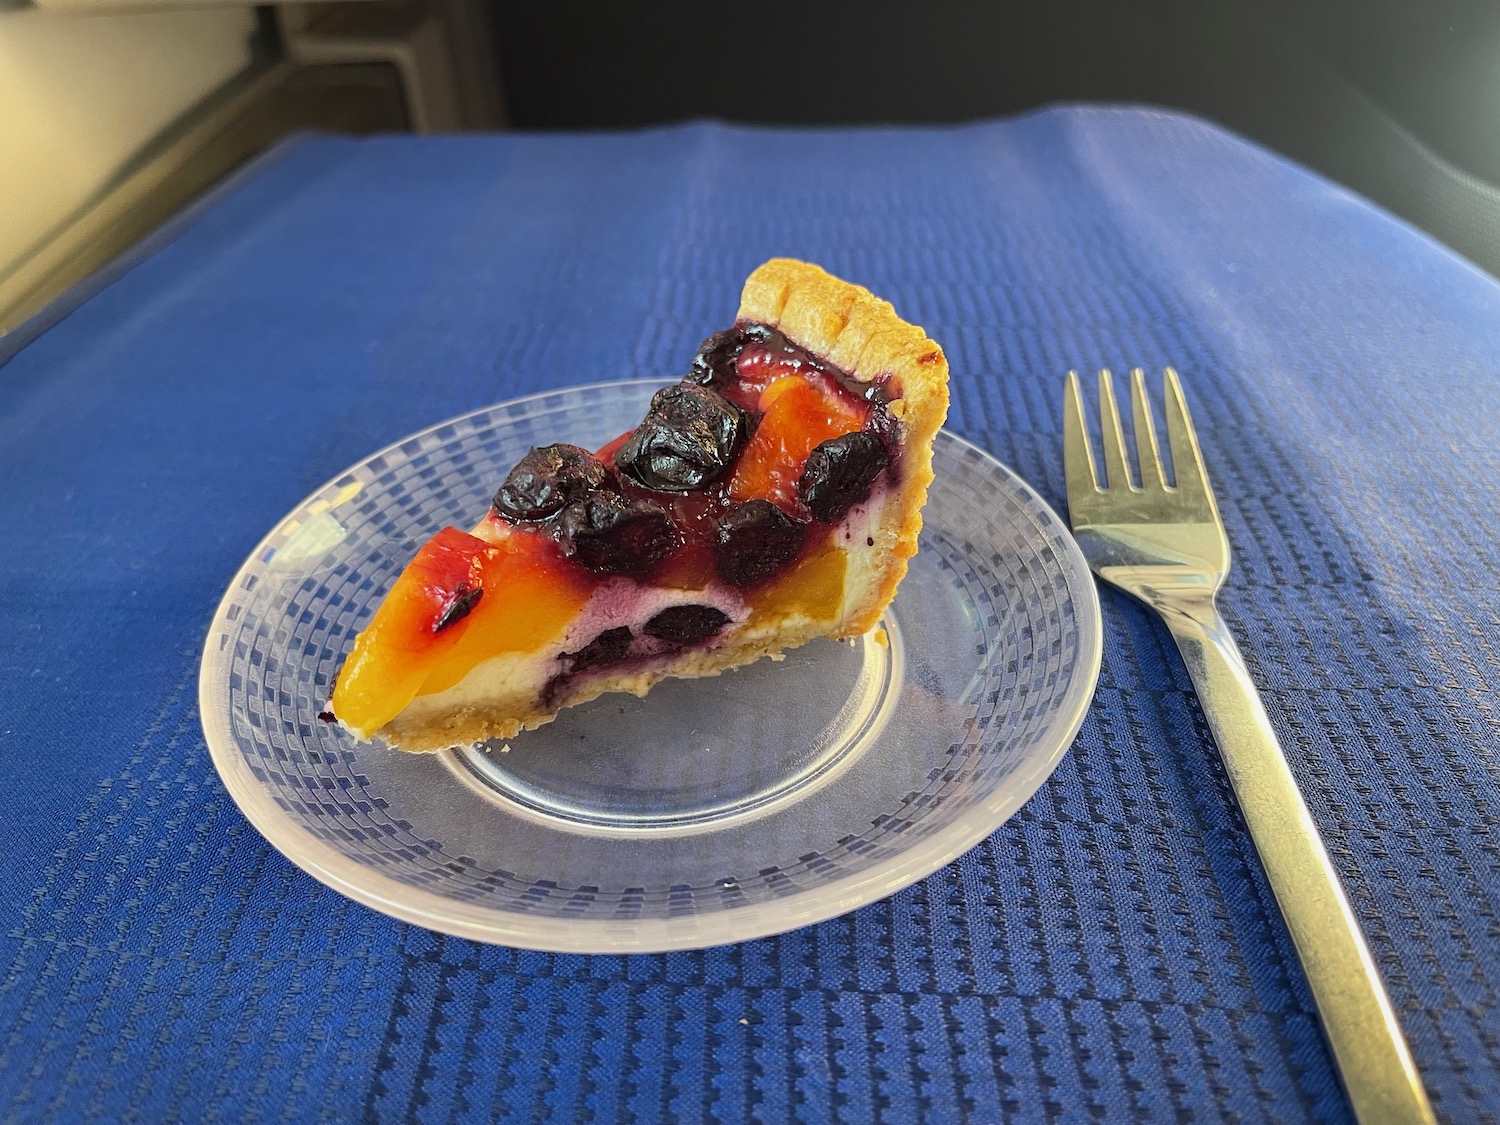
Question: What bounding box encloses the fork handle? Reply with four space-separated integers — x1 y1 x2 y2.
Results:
1162 600 1435 1125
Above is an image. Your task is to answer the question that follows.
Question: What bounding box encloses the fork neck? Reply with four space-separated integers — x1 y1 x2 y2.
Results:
1107 570 1224 633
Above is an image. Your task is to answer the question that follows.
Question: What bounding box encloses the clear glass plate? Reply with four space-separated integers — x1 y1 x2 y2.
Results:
198 380 1102 952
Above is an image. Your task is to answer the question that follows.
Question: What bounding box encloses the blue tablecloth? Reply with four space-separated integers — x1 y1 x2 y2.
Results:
3 106 1497 1123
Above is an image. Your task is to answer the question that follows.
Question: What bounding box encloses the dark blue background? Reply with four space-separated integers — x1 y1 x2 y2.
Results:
2 107 1497 1122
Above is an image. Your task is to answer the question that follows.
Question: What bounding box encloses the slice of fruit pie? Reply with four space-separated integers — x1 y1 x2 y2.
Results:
328 259 950 750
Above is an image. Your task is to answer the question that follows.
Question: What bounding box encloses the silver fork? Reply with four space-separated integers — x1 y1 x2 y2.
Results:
1064 368 1434 1125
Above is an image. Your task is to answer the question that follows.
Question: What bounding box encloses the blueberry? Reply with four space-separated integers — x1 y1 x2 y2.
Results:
685 329 742 386
433 585 483 633
684 323 774 386
714 499 806 587
643 604 731 645
560 626 634 672
616 384 747 492
557 491 681 576
797 431 889 522
493 444 608 522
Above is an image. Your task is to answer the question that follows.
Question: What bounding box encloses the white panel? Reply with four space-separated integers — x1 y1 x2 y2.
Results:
0 6 256 274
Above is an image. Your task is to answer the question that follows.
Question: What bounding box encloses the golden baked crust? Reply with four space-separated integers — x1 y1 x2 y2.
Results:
737 259 950 636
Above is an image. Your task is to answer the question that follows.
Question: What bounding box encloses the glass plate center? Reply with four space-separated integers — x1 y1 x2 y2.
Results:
443 625 900 835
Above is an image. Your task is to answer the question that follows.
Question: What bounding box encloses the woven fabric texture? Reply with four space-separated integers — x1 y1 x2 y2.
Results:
2 106 1497 1123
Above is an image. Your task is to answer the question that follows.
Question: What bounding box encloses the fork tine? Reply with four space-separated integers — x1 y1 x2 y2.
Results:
1063 371 1100 496
1162 367 1212 501
1129 368 1166 490
1097 370 1134 491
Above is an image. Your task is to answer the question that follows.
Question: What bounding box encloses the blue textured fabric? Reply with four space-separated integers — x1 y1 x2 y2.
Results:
3 107 1498 1123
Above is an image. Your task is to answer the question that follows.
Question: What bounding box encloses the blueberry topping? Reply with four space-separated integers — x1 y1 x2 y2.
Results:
685 328 742 386
557 491 681 576
797 431 890 522
616 384 747 492
684 323 775 386
560 626 634 672
643 604 732 645
433 585 484 633
493 443 608 523
714 499 806 587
